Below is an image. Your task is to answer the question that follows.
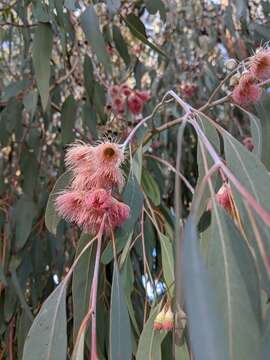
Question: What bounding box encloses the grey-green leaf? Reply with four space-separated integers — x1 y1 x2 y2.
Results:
208 203 262 359
61 95 77 144
110 262 132 360
32 23 53 111
183 216 228 360
142 168 161 206
23 282 67 360
45 171 72 235
112 25 130 66
80 6 112 74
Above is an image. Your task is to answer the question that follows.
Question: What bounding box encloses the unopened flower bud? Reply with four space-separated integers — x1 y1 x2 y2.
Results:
225 58 237 71
153 308 165 330
163 307 174 331
229 73 240 87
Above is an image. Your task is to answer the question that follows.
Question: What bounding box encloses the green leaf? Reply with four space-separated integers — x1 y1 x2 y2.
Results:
123 14 168 58
112 25 130 66
159 233 174 290
23 282 67 360
32 23 53 111
136 305 166 360
105 0 121 15
80 6 112 75
61 95 77 144
208 203 262 359
13 195 36 251
223 131 270 292
0 265 7 286
254 93 270 169
183 216 228 360
144 0 166 22
23 90 38 121
110 262 132 360
1 79 31 102
72 233 96 342
45 171 72 235
83 56 94 102
142 168 160 206
262 308 270 360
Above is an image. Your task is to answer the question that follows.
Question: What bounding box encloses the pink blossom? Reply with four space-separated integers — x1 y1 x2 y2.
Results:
250 49 270 80
112 96 125 114
135 90 151 103
108 85 120 98
108 201 130 228
55 190 84 223
216 183 234 215
120 84 132 97
65 143 94 173
232 74 262 106
127 93 144 114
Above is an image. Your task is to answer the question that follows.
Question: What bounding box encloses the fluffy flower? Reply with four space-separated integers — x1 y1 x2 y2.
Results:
108 85 120 98
127 93 144 114
135 90 151 103
65 143 94 173
232 74 262 106
55 190 84 223
108 201 130 228
112 96 125 114
120 84 132 97
250 49 270 80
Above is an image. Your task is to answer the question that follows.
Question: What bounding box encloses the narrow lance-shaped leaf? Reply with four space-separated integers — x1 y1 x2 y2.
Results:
61 95 77 145
110 262 132 360
183 216 228 360
80 6 112 75
32 23 53 111
208 203 262 359
23 282 67 360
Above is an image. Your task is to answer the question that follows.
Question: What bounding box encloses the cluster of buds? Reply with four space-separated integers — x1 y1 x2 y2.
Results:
179 82 198 99
232 48 270 106
55 142 130 235
108 84 151 115
153 305 174 331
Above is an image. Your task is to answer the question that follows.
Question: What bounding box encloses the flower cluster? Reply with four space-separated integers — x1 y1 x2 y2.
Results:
232 48 270 106
153 306 174 331
108 84 150 115
179 82 198 99
55 142 130 235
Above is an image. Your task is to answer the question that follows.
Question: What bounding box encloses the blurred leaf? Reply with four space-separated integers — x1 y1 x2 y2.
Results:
208 203 262 359
159 233 174 290
32 23 53 111
94 82 106 122
183 216 228 360
249 113 262 159
110 262 132 360
123 14 168 58
45 171 72 235
83 56 94 102
0 265 6 286
112 25 130 66
144 0 166 22
13 195 36 251
72 233 95 341
61 95 77 144
80 6 112 75
1 79 31 102
136 305 166 360
223 131 270 293
64 0 79 11
254 93 270 169
23 90 38 120
106 0 121 15
262 307 270 360
23 282 67 360
142 168 160 206
82 102 98 139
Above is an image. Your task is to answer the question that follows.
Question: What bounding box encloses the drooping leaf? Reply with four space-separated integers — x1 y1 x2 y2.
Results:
110 262 132 360
159 233 174 290
123 14 168 58
136 305 166 360
112 25 130 66
105 0 121 15
80 6 112 74
45 171 72 235
183 216 228 360
144 0 166 22
142 168 160 206
32 23 53 111
83 56 94 102
13 195 36 251
61 95 77 144
208 203 262 359
23 282 67 360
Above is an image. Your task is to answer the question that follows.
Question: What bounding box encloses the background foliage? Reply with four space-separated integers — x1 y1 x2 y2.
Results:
1 0 270 359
